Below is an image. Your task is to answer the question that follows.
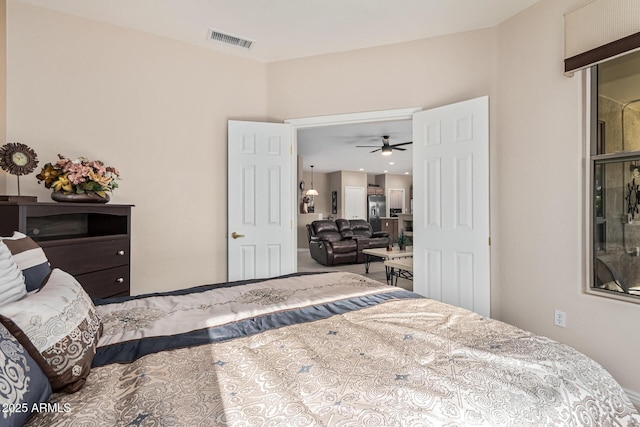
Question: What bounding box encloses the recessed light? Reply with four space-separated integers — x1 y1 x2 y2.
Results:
384 170 388 173
389 162 394 165
404 172 410 175
359 168 364 171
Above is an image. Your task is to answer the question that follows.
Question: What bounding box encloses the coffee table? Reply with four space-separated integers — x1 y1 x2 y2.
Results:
362 247 413 278
384 258 413 286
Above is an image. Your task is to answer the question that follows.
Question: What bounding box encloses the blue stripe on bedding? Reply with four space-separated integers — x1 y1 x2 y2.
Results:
93 289 420 367
93 271 331 306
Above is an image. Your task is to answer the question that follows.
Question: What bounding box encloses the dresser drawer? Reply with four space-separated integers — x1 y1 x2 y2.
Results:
75 265 130 299
41 237 130 276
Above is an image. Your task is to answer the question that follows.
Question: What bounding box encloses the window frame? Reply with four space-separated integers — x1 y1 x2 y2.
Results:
586 65 640 304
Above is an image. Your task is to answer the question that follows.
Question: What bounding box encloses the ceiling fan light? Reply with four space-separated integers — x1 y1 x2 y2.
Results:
382 147 393 156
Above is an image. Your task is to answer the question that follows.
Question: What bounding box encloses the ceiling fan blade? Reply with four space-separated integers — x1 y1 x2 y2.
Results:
356 145 381 148
390 141 413 147
392 147 407 151
370 148 381 153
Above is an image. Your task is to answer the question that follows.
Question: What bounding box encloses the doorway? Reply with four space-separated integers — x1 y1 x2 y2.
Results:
344 186 366 219
286 107 421 272
228 100 489 315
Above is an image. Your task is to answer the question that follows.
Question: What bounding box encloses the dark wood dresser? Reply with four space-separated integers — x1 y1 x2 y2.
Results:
0 201 133 299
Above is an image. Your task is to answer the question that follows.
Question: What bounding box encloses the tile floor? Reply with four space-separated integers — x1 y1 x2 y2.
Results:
297 249 413 292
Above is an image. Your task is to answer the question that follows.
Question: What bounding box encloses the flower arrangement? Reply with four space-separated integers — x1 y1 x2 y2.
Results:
36 154 120 198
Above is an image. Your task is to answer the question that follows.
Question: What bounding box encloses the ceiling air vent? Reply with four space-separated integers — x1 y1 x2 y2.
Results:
207 28 254 50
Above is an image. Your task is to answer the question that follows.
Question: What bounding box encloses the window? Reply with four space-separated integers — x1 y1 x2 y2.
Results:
590 50 640 300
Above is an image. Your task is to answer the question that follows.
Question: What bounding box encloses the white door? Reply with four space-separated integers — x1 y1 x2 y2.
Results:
412 96 490 317
344 186 365 219
228 120 294 281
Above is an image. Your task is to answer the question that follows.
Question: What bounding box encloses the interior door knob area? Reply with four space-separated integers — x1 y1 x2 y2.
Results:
231 232 245 239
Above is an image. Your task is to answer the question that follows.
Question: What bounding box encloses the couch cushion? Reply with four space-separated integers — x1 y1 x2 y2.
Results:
311 220 344 243
350 219 373 237
331 240 358 253
312 220 339 234
367 237 390 249
335 219 354 239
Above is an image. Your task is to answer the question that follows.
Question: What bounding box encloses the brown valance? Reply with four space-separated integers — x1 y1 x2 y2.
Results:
564 0 640 75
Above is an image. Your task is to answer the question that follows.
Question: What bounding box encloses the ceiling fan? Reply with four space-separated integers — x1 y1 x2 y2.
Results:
356 135 412 156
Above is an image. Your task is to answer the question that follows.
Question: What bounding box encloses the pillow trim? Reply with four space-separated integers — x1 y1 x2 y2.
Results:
0 312 102 393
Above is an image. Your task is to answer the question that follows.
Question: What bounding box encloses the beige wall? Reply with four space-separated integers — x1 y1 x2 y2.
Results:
6 0 268 294
6 0 640 397
302 170 329 215
496 0 640 395
0 0 5 195
267 30 495 121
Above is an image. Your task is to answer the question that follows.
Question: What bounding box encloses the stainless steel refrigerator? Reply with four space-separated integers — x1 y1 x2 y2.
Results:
367 195 386 232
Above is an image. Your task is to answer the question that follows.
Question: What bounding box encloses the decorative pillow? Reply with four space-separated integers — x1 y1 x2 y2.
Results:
1 232 51 292
0 322 52 427
0 241 27 305
0 269 103 393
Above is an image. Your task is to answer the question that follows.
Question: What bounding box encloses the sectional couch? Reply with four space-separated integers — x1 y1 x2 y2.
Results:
305 219 390 266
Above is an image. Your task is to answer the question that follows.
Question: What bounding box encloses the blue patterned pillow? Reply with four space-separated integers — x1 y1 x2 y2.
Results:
0 269 102 393
1 232 51 292
0 322 52 427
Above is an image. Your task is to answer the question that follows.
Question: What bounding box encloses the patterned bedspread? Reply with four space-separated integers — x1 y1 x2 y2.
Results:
25 272 640 426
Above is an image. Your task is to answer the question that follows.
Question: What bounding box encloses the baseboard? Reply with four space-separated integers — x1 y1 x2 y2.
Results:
624 388 640 409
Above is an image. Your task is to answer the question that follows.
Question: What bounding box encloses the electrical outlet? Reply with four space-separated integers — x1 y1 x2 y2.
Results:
554 309 567 328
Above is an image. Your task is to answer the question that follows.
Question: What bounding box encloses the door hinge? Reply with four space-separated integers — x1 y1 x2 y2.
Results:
488 237 492 246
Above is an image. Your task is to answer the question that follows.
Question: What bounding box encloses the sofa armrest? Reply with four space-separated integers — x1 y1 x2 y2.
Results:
372 231 389 238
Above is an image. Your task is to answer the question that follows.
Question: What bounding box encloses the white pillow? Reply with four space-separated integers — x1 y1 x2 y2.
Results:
0 241 27 305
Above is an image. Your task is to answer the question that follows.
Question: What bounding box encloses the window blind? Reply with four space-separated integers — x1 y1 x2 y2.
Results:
564 0 640 75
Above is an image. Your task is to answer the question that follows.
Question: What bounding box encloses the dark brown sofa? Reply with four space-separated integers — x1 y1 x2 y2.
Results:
306 219 390 266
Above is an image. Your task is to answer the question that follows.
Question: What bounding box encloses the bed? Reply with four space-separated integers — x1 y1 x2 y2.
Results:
1 246 638 426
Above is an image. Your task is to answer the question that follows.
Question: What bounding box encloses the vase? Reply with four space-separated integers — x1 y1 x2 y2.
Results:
51 191 110 204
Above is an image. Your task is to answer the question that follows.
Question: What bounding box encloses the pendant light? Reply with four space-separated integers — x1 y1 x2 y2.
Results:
306 165 319 196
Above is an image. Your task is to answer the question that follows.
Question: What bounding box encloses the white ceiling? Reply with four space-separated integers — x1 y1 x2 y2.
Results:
19 0 540 174
20 0 540 63
298 119 413 175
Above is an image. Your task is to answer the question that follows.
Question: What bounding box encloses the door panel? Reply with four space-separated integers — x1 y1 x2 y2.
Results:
412 96 490 317
228 120 293 281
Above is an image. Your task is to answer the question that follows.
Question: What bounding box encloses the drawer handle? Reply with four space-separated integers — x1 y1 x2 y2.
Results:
116 277 125 283
117 250 126 256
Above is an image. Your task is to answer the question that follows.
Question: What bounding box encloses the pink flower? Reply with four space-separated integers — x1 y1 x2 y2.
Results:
42 154 120 193
106 166 120 177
